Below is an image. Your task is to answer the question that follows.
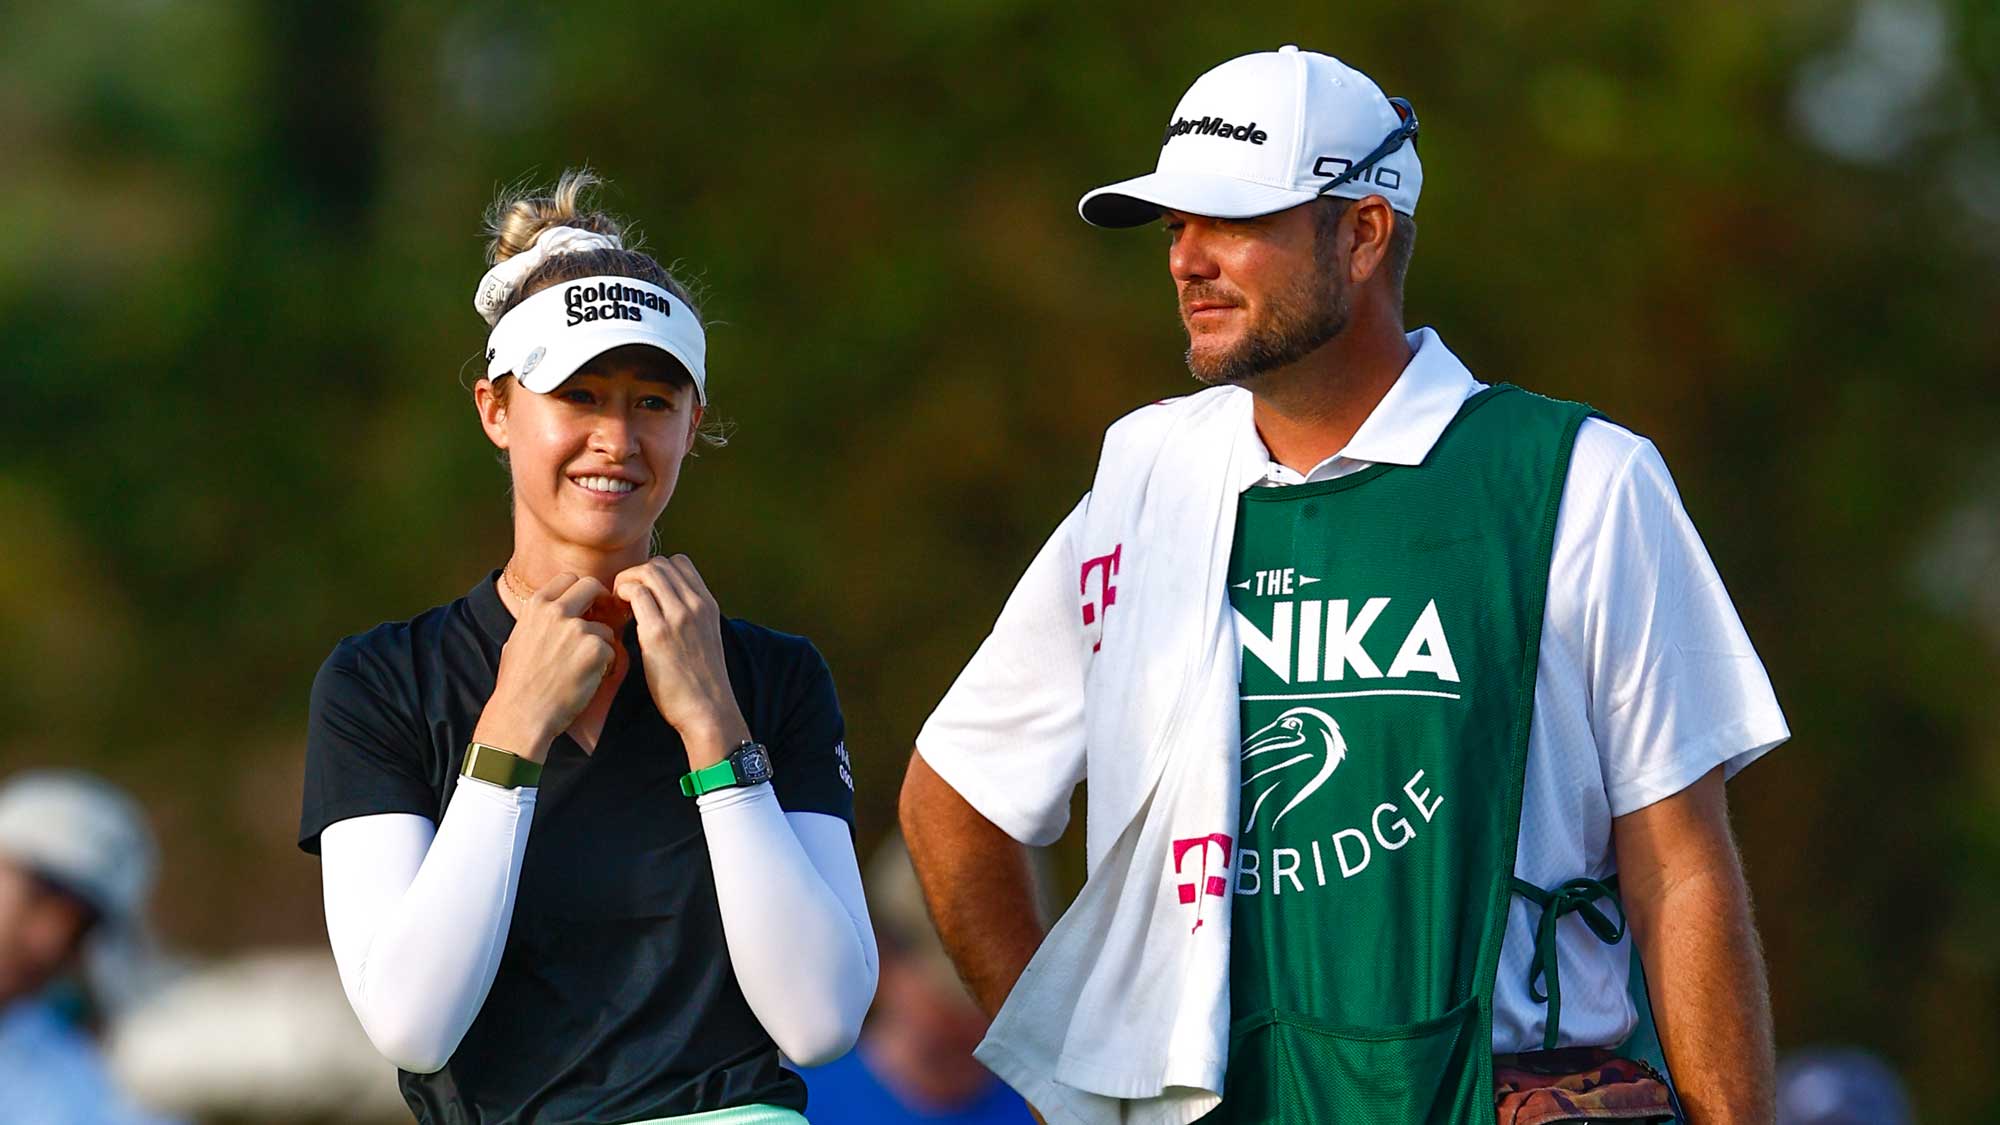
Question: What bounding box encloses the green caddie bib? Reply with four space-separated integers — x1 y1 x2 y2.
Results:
1209 385 1595 1124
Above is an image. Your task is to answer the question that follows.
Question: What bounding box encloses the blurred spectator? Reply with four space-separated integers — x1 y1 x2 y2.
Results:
0 770 177 1124
107 949 407 1122
1776 1046 1913 1125
802 835 1032 1123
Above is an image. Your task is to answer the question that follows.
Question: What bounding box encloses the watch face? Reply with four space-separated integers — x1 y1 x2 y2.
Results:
735 743 773 785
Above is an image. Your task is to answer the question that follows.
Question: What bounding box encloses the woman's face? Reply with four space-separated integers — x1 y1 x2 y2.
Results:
477 344 703 557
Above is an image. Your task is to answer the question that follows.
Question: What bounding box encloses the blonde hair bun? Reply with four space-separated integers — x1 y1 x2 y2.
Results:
484 168 629 266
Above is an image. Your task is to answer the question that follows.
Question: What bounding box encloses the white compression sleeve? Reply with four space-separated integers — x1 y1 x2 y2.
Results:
695 786 878 1066
319 777 534 1074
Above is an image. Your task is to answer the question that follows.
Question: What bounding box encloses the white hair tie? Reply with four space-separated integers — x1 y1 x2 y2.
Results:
472 225 624 325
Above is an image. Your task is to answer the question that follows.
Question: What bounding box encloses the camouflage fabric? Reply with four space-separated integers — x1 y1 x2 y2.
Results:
1492 1047 1677 1124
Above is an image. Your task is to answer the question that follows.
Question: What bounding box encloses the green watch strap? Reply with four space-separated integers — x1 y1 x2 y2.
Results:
679 758 739 798
461 742 543 789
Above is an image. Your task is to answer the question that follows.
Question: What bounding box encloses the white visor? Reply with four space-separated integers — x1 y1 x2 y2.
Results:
485 276 707 402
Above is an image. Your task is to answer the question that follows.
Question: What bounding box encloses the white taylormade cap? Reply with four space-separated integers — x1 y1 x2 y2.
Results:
1080 45 1422 228
485 275 708 403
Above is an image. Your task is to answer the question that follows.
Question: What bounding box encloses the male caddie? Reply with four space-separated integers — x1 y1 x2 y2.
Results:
901 46 1788 1125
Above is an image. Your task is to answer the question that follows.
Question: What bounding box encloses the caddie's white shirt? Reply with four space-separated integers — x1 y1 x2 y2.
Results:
918 328 1791 1053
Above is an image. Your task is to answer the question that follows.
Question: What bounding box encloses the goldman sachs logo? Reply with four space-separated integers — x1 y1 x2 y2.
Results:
564 282 674 327
1162 114 1269 146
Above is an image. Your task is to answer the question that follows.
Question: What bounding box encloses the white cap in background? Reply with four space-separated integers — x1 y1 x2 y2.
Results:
0 771 157 932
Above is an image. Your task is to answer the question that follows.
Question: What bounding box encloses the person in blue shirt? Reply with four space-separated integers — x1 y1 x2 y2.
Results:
0 770 177 1125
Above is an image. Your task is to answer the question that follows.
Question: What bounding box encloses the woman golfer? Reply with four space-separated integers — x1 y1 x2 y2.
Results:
299 171 875 1124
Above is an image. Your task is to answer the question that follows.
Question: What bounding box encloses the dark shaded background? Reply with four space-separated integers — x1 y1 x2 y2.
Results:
4 1 1997 1121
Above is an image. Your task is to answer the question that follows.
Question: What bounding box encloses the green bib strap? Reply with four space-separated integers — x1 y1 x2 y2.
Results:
1509 875 1627 1051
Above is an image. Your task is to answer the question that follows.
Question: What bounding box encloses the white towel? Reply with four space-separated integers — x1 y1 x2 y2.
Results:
975 385 1260 1125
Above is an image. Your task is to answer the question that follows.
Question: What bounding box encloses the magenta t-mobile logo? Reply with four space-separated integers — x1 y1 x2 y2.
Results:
1171 832 1233 933
1079 545 1122 653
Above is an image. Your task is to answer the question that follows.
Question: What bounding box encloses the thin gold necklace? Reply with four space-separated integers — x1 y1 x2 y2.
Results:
500 559 535 602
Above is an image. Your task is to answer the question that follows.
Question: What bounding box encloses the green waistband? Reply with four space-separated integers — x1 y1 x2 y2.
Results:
621 1106 808 1125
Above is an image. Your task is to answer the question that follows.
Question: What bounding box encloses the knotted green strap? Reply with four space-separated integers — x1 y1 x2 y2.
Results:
1509 875 1627 1051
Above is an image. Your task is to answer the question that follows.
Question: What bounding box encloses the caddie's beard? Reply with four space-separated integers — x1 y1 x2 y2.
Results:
1184 263 1350 386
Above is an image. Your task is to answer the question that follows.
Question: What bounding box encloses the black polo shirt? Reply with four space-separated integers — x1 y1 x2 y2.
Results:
299 572 854 1125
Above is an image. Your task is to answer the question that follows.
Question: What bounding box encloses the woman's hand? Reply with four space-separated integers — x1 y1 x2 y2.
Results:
473 574 618 763
615 555 752 770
